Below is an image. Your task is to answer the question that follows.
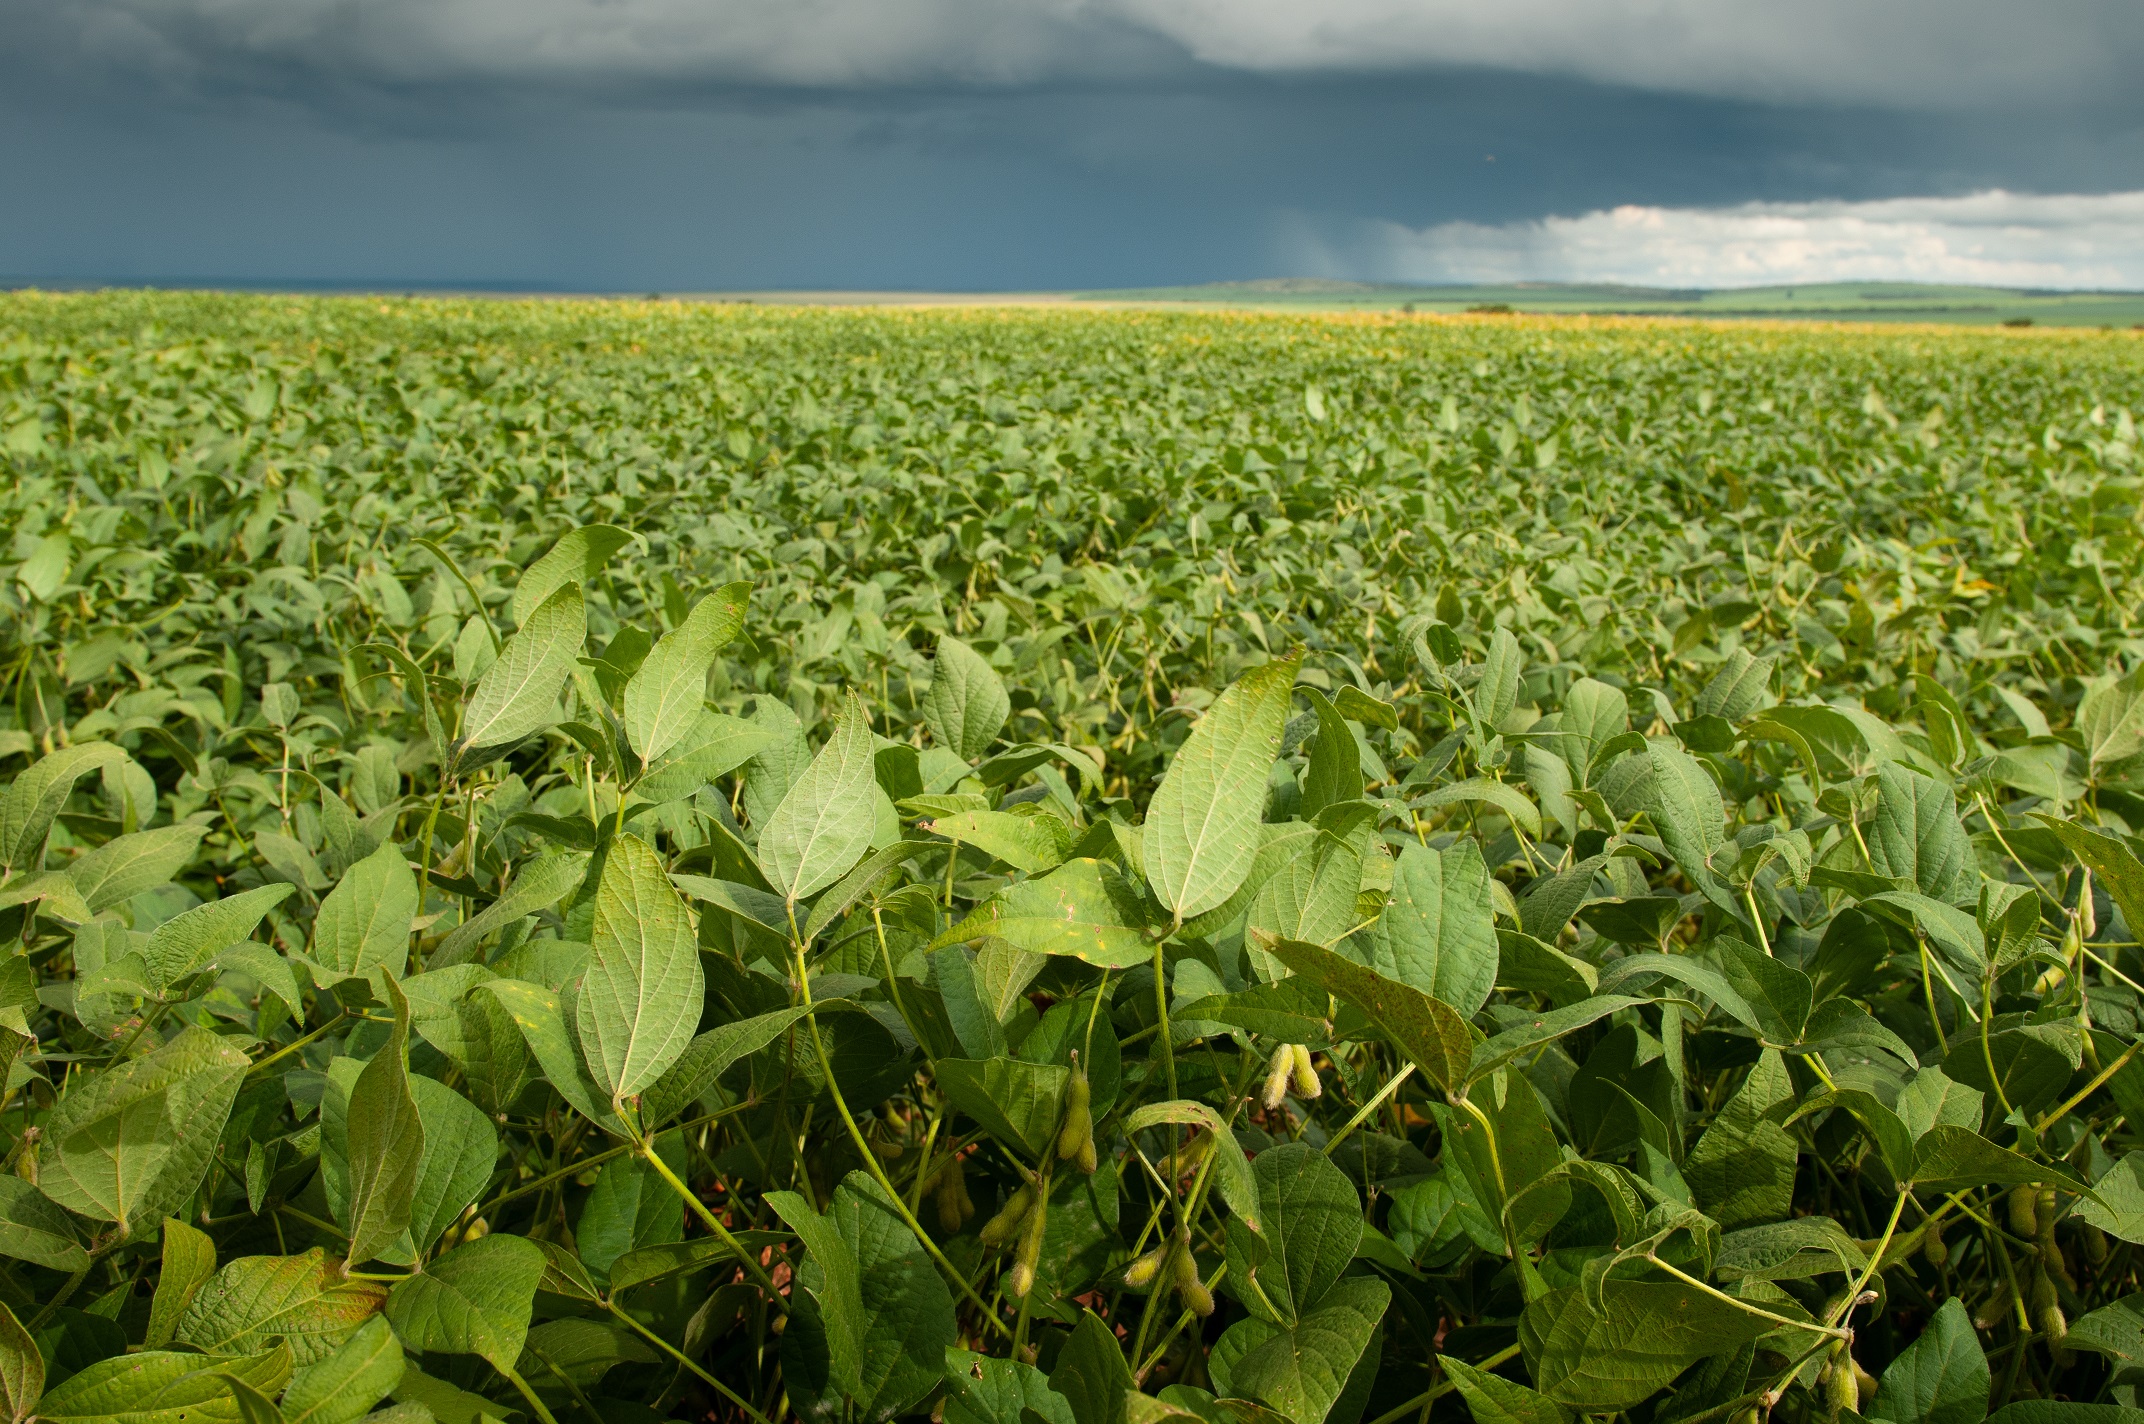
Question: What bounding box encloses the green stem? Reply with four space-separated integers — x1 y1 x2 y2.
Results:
500 1363 563 1424
1647 1254 1848 1340
606 1301 777 1424
1827 1189 1908 1329
636 1138 788 1311
1325 1064 1416 1159
1360 1345 1524 1424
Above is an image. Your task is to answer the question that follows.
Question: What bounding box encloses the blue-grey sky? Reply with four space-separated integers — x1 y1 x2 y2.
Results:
5 0 2143 291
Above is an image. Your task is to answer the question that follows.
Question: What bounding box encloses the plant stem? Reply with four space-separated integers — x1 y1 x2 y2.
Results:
636 1136 788 1312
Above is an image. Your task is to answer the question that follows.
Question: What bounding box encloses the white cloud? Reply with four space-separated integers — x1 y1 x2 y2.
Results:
1309 190 2144 290
16 0 2139 109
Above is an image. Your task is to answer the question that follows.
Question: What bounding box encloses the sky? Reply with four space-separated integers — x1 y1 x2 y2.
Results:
4 0 2143 291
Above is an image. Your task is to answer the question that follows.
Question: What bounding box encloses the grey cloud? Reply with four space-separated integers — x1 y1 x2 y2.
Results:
11 0 2141 111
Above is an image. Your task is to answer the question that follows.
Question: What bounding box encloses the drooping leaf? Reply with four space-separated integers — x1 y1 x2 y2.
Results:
344 979 426 1267
145 1217 216 1349
510 525 633 627
766 1190 867 1402
933 858 1152 969
1254 932 1472 1092
382 1234 546 1373
455 581 585 760
575 833 703 1107
923 636 1011 762
142 884 295 990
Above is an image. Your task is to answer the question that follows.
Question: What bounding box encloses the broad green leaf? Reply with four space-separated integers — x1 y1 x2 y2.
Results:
1910 1125 2089 1195
641 1004 819 1127
1048 1309 1134 1424
476 977 621 1132
1253 932 1472 1092
35 1026 249 1230
1685 1049 1798 1228
0 1177 88 1272
432 851 586 966
280 1317 406 1424
1869 1298 1987 1424
2075 1153 2144 1244
388 1365 511 1424
344 979 426 1267
382 1234 546 1373
1221 1143 1362 1326
1298 688 1364 820
622 581 751 769
1475 628 1523 729
510 525 633 626
1864 892 1986 976
0 1299 38 1424
782 1173 956 1423
2034 819 2144 958
143 884 294 989
923 635 1011 762
932 858 1152 968
575 833 703 1106
927 809 1069 875
178 1250 386 1367
1692 649 1774 722
39 1346 292 1424
1467 995 1655 1085
574 1135 685 1280
1522 1280 1769 1410
1365 841 1498 1017
1245 830 1363 952
0 742 127 873
943 1349 1075 1424
456 581 585 760
146 1217 216 1349
1225 1276 1389 1424
1635 739 1733 913
935 1057 1070 1159
1413 777 1542 840
761 693 880 906
66 826 206 914
766 1190 867 1401
1869 763 1975 905
635 711 775 804
1442 1355 1570 1424
2068 1293 2144 1368
312 839 416 980
1144 656 1301 923
404 1076 499 1256
2079 665 2144 770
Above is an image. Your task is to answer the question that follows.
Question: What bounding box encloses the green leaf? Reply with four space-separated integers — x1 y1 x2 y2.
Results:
932 859 1152 969
575 1137 684 1281
1869 763 1975 905
345 979 426 1267
1253 932 1472 1093
635 711 775 804
935 1057 1071 1160
2074 1153 2144 1244
0 742 127 873
575 833 703 1107
432 851 586 966
1144 656 1300 923
1912 1124 2090 1195
2034 819 2144 961
622 581 750 769
1864 892 1986 976
2079 664 2144 771
1684 1049 1799 1228
0 1298 40 1424
66 826 206 914
924 636 1011 762
143 884 295 990
766 1190 867 1402
1476 628 1523 730
641 1004 818 1127
404 1076 499 1256
1634 739 1733 914
1221 1143 1361 1326
1225 1276 1389 1424
1869 1298 1987 1424
782 1172 957 1423
761 693 880 906
39 1347 292 1424
927 809 1069 875
1365 841 1498 1017
280 1321 405 1424
1522 1280 1769 1410
943 1349 1075 1424
476 978 621 1133
1245 830 1363 952
0 1176 88 1273
1985 1406 2144 1424
1468 996 1656 1087
382 1234 546 1374
1298 688 1364 821
1125 1100 1262 1234
511 525 634 627
178 1250 386 1367
312 839 416 981
145 1217 216 1349
1048 1309 1133 1424
456 582 585 761
1413 778 1541 841
35 1025 249 1231
2067 1292 2144 1369
1441 1355 1570 1424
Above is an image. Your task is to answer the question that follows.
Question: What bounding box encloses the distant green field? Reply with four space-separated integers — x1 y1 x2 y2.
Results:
1080 278 2144 327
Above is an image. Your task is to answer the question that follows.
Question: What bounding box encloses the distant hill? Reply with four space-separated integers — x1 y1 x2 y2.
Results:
1075 279 2144 327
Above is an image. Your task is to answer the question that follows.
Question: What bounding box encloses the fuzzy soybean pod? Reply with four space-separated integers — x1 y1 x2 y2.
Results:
1011 1192 1048 1298
1057 1053 1096 1172
1123 1241 1169 1289
1262 1043 1296 1111
1823 1344 1858 1422
1922 1218 1949 1267
2032 1264 2069 1359
932 1153 976 1234
979 1182 1036 1248
2009 1183 2041 1237
1170 1227 1214 1317
1289 1043 1322 1100
2035 1185 2075 1288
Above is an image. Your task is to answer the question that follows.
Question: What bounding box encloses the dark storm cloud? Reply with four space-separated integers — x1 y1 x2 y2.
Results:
3 0 2141 289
